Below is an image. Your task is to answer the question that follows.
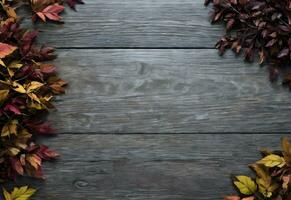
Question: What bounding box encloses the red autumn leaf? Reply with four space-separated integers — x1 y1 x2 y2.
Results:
10 157 24 175
37 5 65 22
0 42 17 59
26 120 55 135
36 145 59 160
21 31 38 55
40 46 55 59
40 64 56 74
4 104 21 115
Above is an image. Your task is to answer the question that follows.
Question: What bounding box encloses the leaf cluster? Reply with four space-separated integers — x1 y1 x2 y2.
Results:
205 0 291 84
0 0 82 199
225 137 291 200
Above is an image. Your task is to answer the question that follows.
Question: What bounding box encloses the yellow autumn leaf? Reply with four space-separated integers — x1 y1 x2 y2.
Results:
26 81 43 93
1 119 18 137
8 61 23 69
42 95 53 102
256 177 278 198
257 154 286 168
14 129 32 149
0 90 9 102
11 186 36 200
3 187 11 200
7 68 15 77
12 82 26 93
8 147 20 156
4 6 17 19
0 59 5 66
2 186 36 200
234 175 257 195
27 93 41 103
28 101 45 110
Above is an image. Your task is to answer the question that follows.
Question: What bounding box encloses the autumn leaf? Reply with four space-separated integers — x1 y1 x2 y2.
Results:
224 196 240 200
242 197 254 200
37 5 64 22
4 104 21 115
1 119 18 137
3 188 11 200
8 147 20 156
0 43 17 59
256 177 278 198
234 176 257 195
256 154 286 168
8 61 23 69
3 5 18 19
25 81 44 93
12 82 26 94
26 154 41 170
10 157 24 175
2 186 36 200
0 90 9 102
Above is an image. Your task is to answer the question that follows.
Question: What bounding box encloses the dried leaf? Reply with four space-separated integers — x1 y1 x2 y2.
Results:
37 5 65 22
0 90 9 102
234 176 257 195
257 154 286 168
1 120 18 137
3 188 11 200
4 186 37 200
0 43 17 59
224 196 240 200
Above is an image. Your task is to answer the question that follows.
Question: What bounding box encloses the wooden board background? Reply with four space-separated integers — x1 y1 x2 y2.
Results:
4 0 291 199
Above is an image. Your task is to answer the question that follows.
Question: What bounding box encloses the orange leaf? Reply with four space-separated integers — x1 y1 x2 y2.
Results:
0 43 17 59
36 12 46 22
26 154 42 170
224 196 240 200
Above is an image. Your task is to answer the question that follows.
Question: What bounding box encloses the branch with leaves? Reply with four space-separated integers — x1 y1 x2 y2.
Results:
225 137 291 200
0 0 83 199
205 0 291 85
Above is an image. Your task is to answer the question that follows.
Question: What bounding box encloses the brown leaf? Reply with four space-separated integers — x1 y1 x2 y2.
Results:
0 43 17 59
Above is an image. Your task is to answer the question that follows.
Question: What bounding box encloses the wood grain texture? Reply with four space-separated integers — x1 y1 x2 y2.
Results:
25 0 223 48
4 134 286 200
48 49 291 133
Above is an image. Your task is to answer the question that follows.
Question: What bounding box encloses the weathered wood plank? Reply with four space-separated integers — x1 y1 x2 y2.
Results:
5 134 287 200
25 0 223 48
48 49 291 133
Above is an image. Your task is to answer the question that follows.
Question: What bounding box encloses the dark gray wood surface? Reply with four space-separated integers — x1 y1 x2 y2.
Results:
29 0 224 48
50 49 291 133
8 134 288 200
7 0 290 199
